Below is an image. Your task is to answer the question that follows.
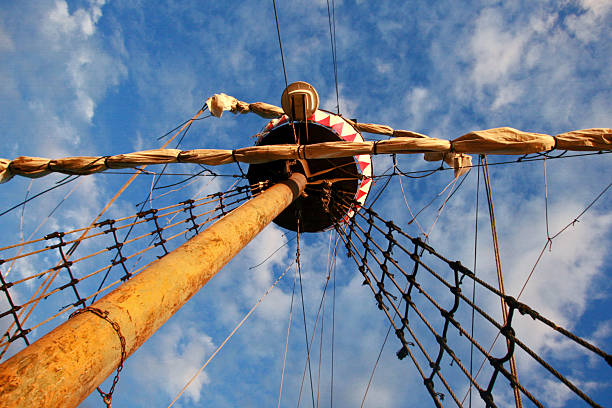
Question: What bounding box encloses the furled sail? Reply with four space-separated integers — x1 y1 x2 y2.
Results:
1 127 610 183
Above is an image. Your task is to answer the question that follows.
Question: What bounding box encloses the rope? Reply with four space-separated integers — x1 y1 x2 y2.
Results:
464 178 612 395
326 0 340 114
468 155 481 408
271 0 289 89
0 184 256 357
93 116 197 299
329 193 610 408
277 268 297 408
481 155 523 408
3 106 208 349
0 175 80 218
295 216 316 408
167 262 293 408
397 170 426 236
330 230 341 408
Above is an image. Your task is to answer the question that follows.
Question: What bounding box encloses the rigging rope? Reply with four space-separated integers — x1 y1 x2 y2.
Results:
277 268 297 408
167 262 294 408
295 216 316 408
0 175 80 218
327 192 610 408
361 323 392 408
0 110 609 406
468 154 481 408
1 106 210 355
482 155 523 408
326 0 340 114
271 0 289 89
91 116 197 303
0 183 260 358
464 178 612 397
330 229 341 408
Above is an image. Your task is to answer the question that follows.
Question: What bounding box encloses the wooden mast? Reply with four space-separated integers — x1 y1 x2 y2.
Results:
0 173 306 408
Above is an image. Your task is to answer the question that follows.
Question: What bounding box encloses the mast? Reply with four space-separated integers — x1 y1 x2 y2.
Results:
0 173 306 408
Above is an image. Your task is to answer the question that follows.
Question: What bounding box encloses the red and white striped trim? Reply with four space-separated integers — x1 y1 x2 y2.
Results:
261 110 372 222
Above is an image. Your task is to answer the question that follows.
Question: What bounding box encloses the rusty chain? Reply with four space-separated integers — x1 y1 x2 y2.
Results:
69 306 127 408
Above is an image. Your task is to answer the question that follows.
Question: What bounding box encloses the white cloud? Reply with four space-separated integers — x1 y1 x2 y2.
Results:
469 8 531 88
402 86 436 130
130 322 215 404
375 59 392 74
536 378 576 408
1 0 126 150
491 83 524 110
45 0 105 39
590 320 612 344
0 24 13 51
1 1 610 407
321 84 359 118
566 0 612 42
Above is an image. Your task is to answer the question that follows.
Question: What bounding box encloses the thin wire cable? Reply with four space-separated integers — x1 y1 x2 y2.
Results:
544 158 551 240
391 150 612 178
424 176 459 239
272 0 289 89
102 171 239 177
518 179 612 298
5 177 85 278
405 173 462 228
361 324 392 408
277 267 297 408
424 169 473 239
167 262 293 408
156 110 211 140
315 284 326 408
482 155 523 408
330 230 341 408
326 0 340 113
250 234 296 270
0 106 209 347
397 170 426 236
462 172 611 406
296 217 316 408
469 155 481 408
0 175 80 218
18 180 32 241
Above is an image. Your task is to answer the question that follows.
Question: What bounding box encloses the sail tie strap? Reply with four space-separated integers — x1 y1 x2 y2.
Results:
231 150 247 178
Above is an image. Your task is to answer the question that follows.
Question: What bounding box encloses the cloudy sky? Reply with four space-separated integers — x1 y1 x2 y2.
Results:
0 0 611 407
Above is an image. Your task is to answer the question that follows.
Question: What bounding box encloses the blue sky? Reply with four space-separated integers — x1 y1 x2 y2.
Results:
0 0 611 407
